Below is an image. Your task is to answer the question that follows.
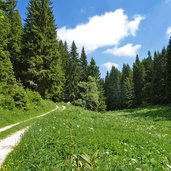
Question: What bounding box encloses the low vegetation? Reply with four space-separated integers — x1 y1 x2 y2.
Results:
0 100 55 128
2 105 171 170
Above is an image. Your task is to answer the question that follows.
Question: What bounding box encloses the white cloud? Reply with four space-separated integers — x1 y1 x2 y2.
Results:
166 27 171 38
102 62 119 71
58 9 144 53
104 43 141 57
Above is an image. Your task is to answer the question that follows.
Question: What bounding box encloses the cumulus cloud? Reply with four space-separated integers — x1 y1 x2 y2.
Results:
58 9 144 53
102 62 119 71
104 43 141 57
166 27 171 38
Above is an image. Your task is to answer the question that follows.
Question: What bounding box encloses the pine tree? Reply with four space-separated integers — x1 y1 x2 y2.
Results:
151 50 167 104
7 1 23 80
166 37 171 103
97 78 106 112
58 40 70 101
67 41 81 102
88 57 100 81
104 71 109 98
89 57 106 111
133 55 145 106
77 76 99 111
142 51 153 103
105 66 121 110
121 64 134 108
80 47 88 82
2 0 17 14
0 9 16 85
23 0 64 100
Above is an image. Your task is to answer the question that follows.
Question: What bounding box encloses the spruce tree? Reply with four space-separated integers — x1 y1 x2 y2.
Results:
0 9 16 84
88 57 100 81
142 51 153 103
77 76 99 111
105 66 121 110
133 55 145 106
23 0 64 100
67 41 81 102
58 40 70 101
8 6 23 80
104 71 109 99
97 78 106 112
80 47 88 82
89 58 106 111
152 50 167 104
166 37 171 103
121 64 134 108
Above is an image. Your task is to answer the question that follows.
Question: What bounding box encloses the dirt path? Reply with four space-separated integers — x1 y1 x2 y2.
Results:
0 105 66 168
0 127 28 168
0 106 59 134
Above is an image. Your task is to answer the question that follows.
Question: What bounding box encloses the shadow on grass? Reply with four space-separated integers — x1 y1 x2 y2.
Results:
122 105 171 121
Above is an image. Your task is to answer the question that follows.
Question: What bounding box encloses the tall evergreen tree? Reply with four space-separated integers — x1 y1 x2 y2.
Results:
105 66 121 110
7 2 23 80
66 41 81 102
151 50 167 104
98 78 106 112
142 51 153 103
58 40 70 101
88 57 100 81
0 9 16 85
89 57 106 111
77 76 99 111
133 55 145 106
121 64 134 108
166 37 171 103
23 0 64 100
80 47 88 82
104 71 109 98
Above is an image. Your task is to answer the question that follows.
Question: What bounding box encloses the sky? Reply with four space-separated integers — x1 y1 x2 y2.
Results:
17 0 171 77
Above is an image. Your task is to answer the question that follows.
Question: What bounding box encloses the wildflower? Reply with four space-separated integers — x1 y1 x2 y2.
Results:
131 158 137 163
167 164 171 169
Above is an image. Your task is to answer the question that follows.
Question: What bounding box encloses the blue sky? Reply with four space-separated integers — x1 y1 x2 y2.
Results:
17 0 171 77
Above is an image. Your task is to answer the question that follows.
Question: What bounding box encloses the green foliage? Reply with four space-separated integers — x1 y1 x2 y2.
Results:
23 0 65 99
142 51 153 104
151 50 167 104
121 64 134 108
105 66 121 110
77 76 99 111
7 9 23 80
0 100 55 129
133 55 145 106
80 47 88 82
88 57 100 81
166 37 171 103
3 105 171 170
66 41 81 102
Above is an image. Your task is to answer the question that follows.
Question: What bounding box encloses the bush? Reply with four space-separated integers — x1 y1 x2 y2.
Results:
73 99 86 108
26 89 42 105
0 94 15 110
0 83 43 110
12 86 28 109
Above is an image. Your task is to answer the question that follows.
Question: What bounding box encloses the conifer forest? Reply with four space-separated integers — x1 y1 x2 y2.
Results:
0 0 171 170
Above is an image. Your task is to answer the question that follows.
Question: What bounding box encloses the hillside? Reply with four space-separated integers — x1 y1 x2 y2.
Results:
2 105 171 170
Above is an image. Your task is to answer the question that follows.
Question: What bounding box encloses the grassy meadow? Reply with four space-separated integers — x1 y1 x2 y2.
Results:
2 105 171 170
0 100 55 128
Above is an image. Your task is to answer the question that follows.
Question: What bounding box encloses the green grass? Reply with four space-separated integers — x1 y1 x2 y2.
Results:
0 100 56 128
2 105 171 170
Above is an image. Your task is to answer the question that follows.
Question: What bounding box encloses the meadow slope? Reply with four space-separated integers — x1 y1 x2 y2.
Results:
2 105 171 170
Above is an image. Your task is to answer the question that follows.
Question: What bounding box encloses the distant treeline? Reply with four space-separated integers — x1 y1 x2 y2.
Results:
0 0 171 111
104 47 171 110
